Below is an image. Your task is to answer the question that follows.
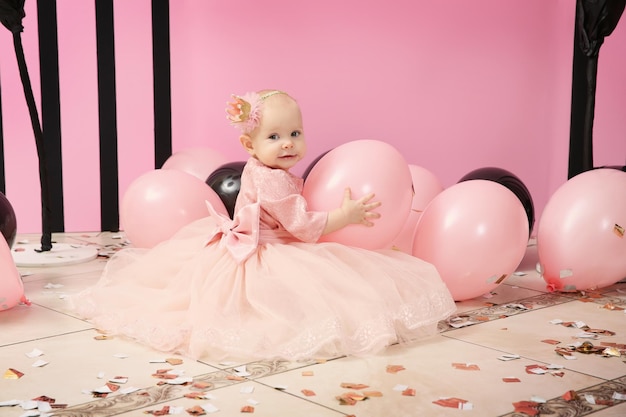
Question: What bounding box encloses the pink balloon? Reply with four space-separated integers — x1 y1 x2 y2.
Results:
121 169 228 248
389 164 444 253
1 236 27 312
413 180 529 301
537 168 626 292
302 140 413 250
161 147 229 181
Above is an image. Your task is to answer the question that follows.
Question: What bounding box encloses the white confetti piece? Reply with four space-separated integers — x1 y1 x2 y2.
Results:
393 384 409 391
460 401 473 410
31 359 48 368
113 353 129 359
201 403 220 413
240 385 255 394
25 348 44 358
93 385 113 394
497 354 520 361
584 394 596 404
166 376 193 385
233 365 251 377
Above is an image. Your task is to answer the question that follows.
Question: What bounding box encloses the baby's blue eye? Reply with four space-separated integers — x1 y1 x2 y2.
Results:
291 131 301 137
268 134 279 140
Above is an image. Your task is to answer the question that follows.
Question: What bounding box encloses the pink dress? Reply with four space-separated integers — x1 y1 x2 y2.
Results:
72 158 456 361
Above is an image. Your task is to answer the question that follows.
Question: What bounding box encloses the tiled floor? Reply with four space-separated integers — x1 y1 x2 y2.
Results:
1 232 625 417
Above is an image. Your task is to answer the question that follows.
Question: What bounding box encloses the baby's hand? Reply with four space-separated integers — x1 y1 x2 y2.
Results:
340 188 381 227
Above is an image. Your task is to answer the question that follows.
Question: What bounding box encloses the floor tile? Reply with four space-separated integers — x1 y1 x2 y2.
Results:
0 330 218 417
445 298 626 380
0 304 92 346
256 336 607 417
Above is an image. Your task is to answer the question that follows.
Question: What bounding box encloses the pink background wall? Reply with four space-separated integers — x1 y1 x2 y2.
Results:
1 0 625 234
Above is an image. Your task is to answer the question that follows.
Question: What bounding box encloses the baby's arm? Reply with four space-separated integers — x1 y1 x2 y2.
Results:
323 188 381 235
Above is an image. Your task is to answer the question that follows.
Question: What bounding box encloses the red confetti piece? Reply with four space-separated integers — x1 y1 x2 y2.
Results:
433 397 469 408
452 363 480 371
402 388 416 396
512 400 540 416
386 364 406 373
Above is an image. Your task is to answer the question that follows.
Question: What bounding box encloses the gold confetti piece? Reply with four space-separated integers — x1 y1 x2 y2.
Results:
602 302 624 311
241 405 255 413
502 377 521 383
94 335 111 340
301 371 314 376
165 358 183 365
494 274 508 284
576 341 605 354
362 390 383 397
3 368 24 379
336 394 357 406
315 358 327 364
227 375 246 381
541 339 561 345
386 364 406 373
340 382 369 390
301 389 316 396
614 224 624 238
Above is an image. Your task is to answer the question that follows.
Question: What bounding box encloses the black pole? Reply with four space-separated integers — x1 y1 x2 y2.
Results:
568 0 626 179
12 31 52 251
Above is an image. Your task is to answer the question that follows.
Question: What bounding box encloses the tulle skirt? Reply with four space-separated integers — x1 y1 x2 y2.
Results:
71 217 456 361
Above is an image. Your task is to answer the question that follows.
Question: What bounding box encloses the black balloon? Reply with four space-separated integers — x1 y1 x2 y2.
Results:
302 149 332 182
594 165 626 172
206 161 246 219
0 192 17 248
458 167 535 236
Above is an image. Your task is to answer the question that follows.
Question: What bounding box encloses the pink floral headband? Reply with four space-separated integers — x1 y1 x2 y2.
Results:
226 90 286 134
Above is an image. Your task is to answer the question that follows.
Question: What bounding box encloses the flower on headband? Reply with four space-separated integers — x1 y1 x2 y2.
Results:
226 92 263 134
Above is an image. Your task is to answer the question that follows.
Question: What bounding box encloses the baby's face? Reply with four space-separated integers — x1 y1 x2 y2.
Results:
248 96 307 171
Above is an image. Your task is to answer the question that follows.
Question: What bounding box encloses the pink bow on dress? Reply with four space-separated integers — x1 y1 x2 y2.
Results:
205 201 260 263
